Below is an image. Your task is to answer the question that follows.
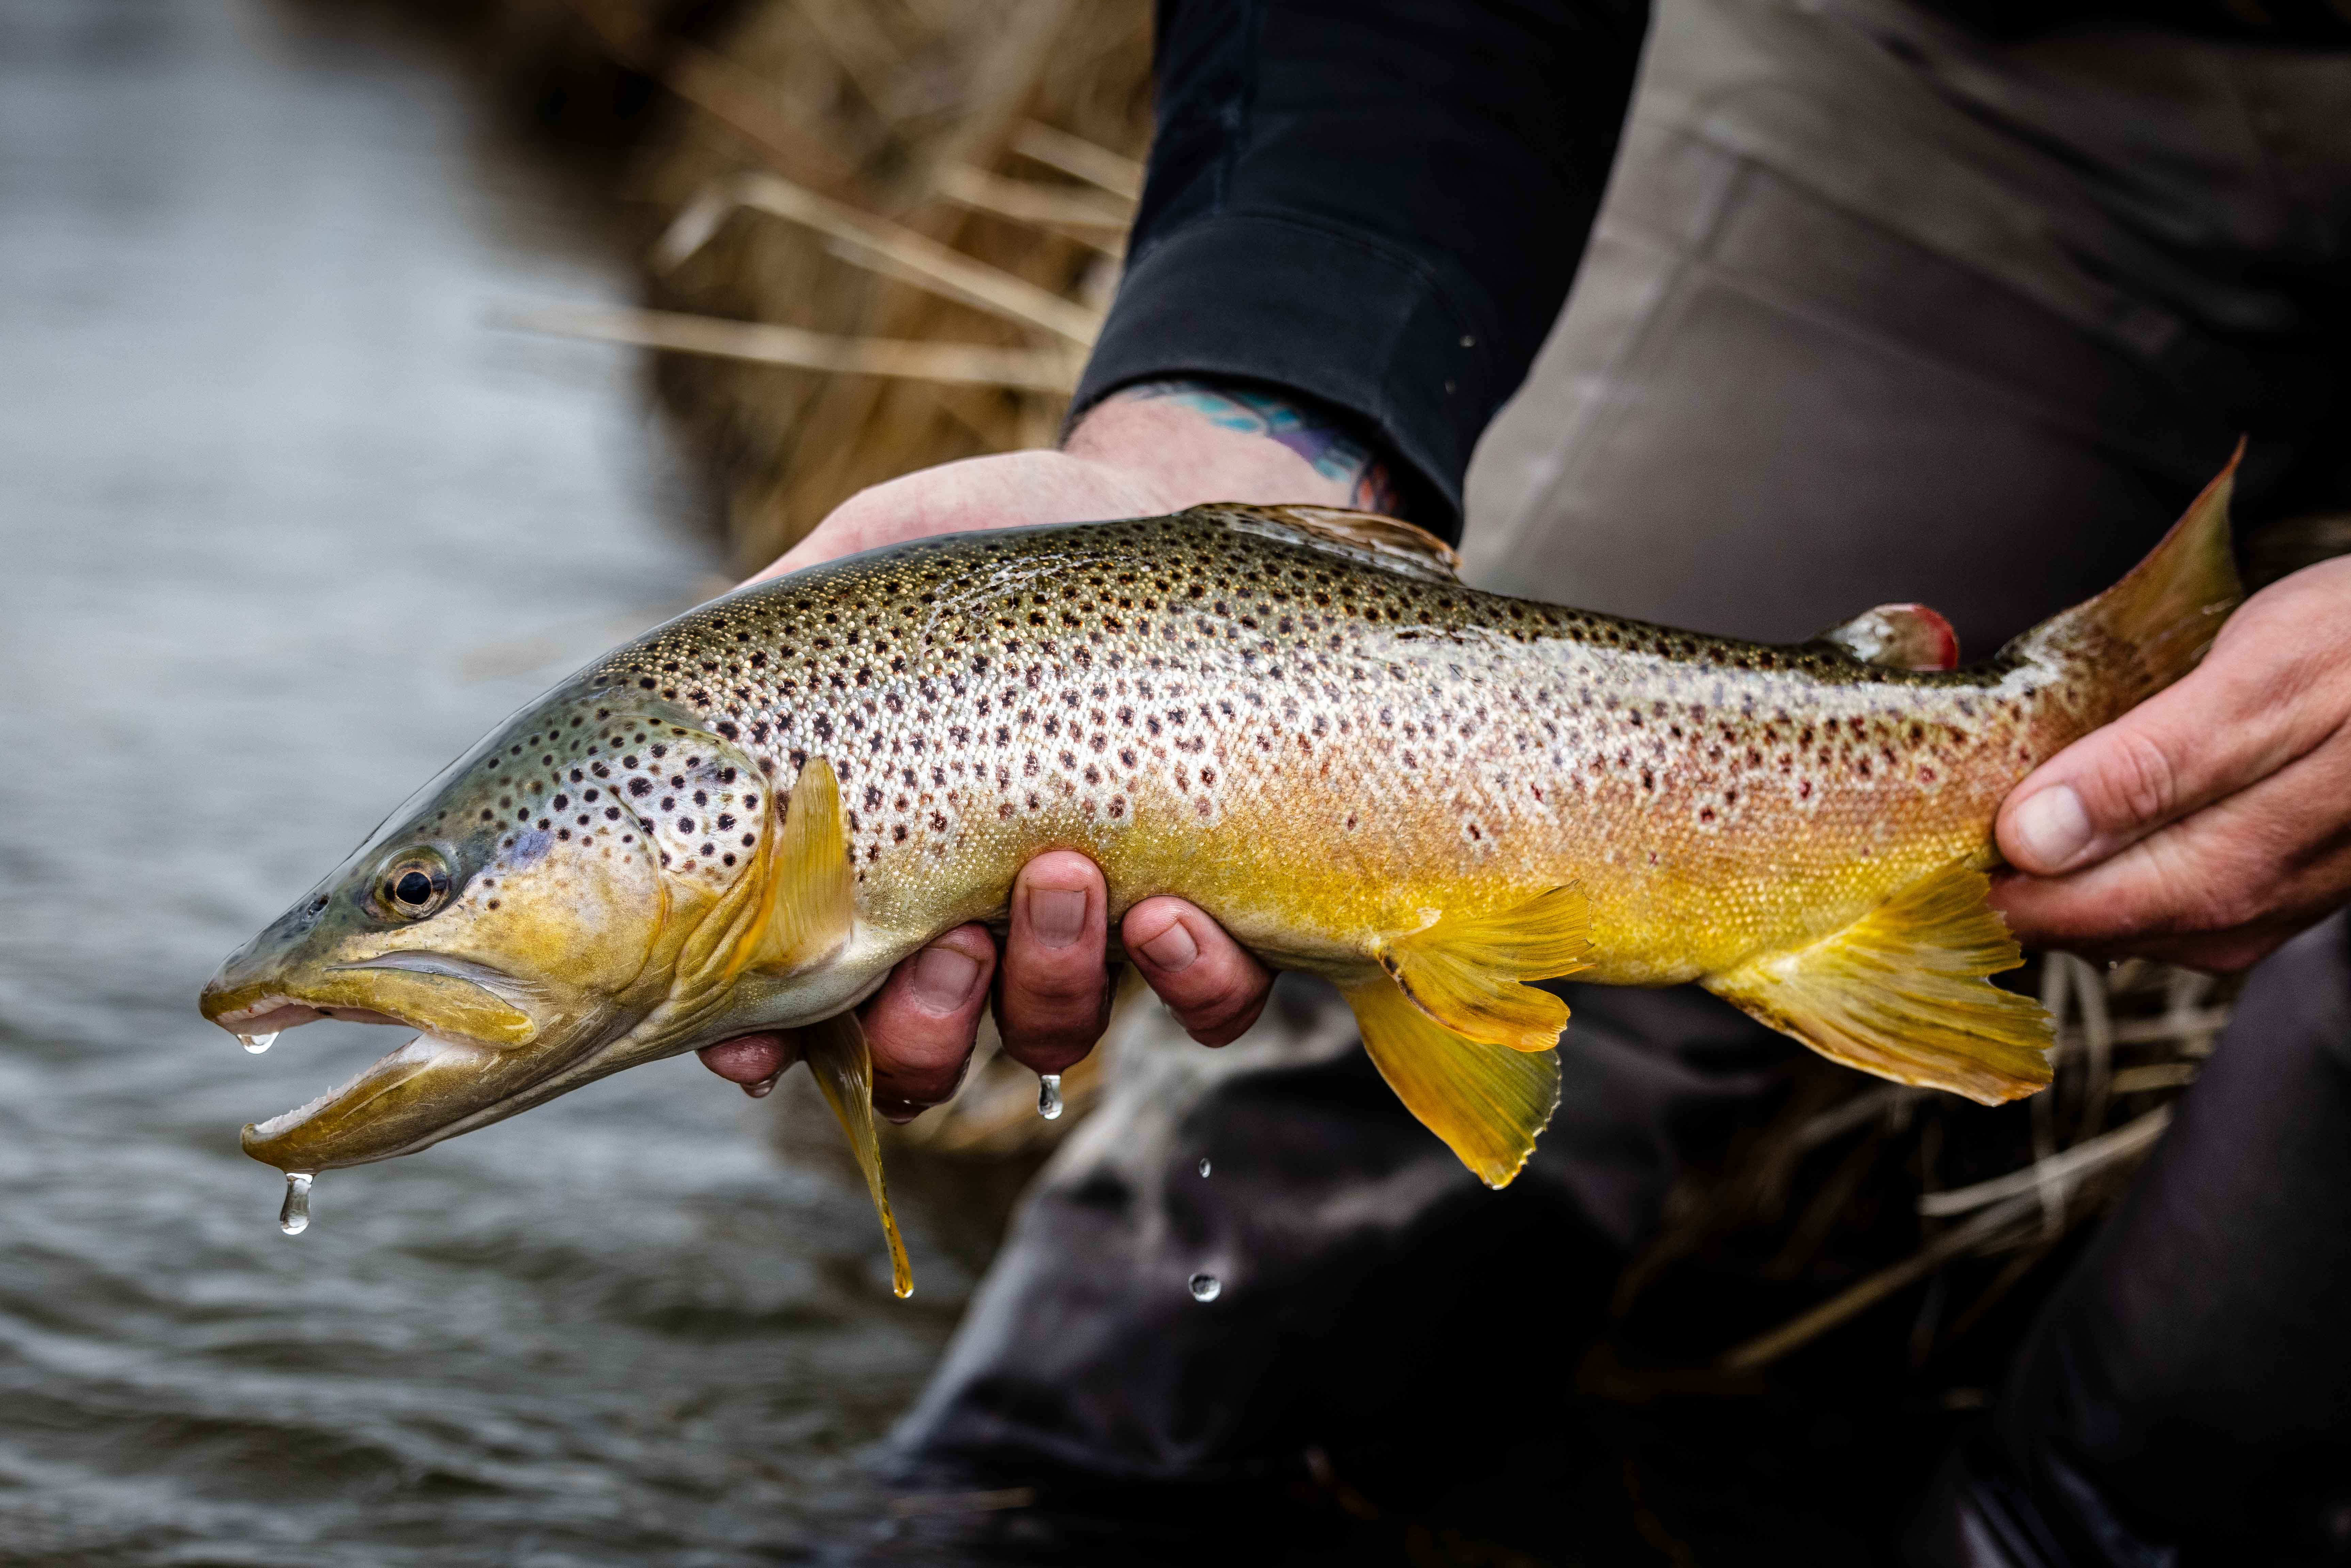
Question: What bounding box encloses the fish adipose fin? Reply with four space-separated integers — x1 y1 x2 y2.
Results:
1344 980 1561 1188
1706 863 2052 1105
1812 603 1959 671
1375 885 1592 1051
798 1012 915 1299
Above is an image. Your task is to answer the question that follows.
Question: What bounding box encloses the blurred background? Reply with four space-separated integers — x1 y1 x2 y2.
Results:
0 2 2241 1563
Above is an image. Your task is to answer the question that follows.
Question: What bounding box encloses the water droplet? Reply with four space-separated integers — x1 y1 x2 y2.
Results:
237 1031 278 1055
1188 1273 1221 1302
1198 1158 1212 1178
278 1171 314 1235
1037 1072 1063 1121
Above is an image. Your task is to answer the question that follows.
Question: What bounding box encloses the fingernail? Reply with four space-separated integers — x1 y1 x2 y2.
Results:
1028 886 1088 947
1138 920 1199 973
2012 785 2093 870
909 944 982 1011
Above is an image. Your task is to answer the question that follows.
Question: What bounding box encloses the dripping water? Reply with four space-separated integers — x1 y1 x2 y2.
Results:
1198 1158 1212 1178
278 1171 315 1236
237 1031 278 1054
1188 1273 1221 1303
1037 1072 1063 1121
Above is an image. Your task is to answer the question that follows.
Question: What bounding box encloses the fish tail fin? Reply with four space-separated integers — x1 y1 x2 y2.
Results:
1343 979 1561 1188
1705 862 2053 1105
799 1012 914 1299
2018 441 2244 695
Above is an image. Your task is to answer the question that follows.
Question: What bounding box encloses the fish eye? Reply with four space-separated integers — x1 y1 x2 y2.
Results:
375 850 453 920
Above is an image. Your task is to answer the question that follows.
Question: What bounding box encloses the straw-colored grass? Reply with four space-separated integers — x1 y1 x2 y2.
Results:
517 0 1154 574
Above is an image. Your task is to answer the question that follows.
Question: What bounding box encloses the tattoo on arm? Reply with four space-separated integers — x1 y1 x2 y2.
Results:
1115 379 1404 514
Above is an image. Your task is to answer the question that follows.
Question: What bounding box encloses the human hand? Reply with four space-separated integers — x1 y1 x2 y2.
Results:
1992 555 2351 971
743 379 1403 581
702 381 1399 1109
698 852 1273 1118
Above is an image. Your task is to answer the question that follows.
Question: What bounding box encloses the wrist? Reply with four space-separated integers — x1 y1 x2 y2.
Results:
1064 379 1403 516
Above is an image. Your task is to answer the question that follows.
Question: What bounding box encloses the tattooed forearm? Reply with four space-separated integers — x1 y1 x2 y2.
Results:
1113 379 1404 514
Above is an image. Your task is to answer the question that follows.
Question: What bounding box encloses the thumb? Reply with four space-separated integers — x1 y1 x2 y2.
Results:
1996 661 2289 876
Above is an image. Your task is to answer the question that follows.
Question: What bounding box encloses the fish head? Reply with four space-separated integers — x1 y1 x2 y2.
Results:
202 681 797 1172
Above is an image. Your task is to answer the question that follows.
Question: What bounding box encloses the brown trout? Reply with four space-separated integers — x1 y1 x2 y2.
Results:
201 455 2241 1292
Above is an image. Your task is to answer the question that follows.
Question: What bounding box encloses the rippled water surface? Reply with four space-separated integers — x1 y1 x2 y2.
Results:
0 3 981 1559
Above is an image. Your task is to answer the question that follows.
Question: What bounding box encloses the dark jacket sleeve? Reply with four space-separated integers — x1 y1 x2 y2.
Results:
1071 0 1649 538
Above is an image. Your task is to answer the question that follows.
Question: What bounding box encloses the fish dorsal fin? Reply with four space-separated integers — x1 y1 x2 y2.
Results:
1344 980 1560 1188
797 1012 914 1298
1198 504 1462 582
1705 863 2053 1105
1375 885 1592 1050
734 755 856 978
1812 603 1959 671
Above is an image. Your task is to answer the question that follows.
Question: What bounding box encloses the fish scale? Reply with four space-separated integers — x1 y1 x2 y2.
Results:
202 460 2243 1267
590 510 2084 987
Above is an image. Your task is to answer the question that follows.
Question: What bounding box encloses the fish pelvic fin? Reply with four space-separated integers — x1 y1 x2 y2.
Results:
1705 862 2053 1105
730 755 855 980
1375 885 1592 1051
798 1011 914 1299
2019 441 2244 693
1344 979 1561 1188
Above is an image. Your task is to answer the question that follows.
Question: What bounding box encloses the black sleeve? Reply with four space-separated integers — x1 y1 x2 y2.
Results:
1071 0 1649 539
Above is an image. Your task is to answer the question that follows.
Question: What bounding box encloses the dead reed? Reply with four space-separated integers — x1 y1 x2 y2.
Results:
493 0 1152 574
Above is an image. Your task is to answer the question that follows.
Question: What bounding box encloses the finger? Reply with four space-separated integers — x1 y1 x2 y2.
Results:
1123 896 1272 1046
741 451 1172 585
995 850 1111 1074
698 1033 799 1099
1993 737 2351 969
1997 592 2346 879
861 926 997 1121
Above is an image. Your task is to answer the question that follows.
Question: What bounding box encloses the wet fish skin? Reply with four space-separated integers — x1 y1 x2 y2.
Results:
202 460 2239 1221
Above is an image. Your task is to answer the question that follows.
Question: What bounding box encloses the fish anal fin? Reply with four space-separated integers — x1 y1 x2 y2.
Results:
1345 980 1560 1189
1813 603 1959 671
1706 863 2053 1105
1377 885 1591 1051
798 1012 914 1299
734 755 855 979
1200 503 1461 582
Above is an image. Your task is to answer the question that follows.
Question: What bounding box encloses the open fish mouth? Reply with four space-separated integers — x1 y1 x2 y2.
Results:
201 961 566 1171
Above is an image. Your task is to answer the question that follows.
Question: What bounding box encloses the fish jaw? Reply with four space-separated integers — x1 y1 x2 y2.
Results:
240 1029 558 1170
199 963 539 1049
203 945 628 1171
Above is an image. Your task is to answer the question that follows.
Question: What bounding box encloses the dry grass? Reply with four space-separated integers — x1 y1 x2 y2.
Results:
540 0 1154 573
1604 954 2234 1385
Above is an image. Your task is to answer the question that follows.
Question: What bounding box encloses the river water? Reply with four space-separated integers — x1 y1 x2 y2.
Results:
0 3 985 1561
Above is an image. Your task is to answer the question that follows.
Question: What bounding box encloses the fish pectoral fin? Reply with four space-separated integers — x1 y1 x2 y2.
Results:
1345 979 1560 1189
1810 603 1960 671
1375 885 1592 1051
734 755 856 979
1704 863 2053 1105
797 1011 914 1299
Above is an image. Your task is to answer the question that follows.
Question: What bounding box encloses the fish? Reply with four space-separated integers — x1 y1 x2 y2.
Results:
201 450 2243 1293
